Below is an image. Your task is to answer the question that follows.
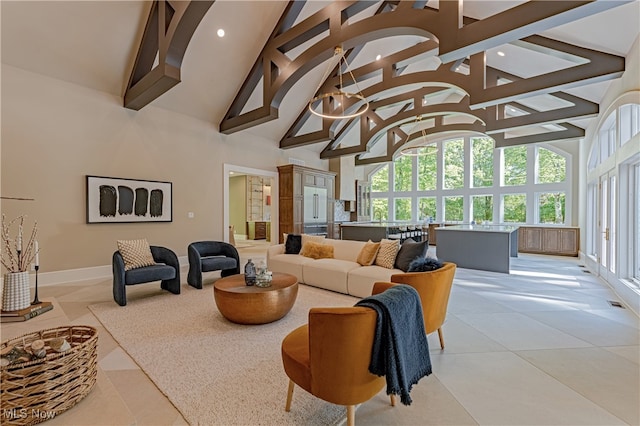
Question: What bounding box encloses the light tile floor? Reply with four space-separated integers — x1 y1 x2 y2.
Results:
2 242 638 425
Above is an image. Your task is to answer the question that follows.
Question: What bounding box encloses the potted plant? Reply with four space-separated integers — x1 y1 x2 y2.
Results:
1 214 38 311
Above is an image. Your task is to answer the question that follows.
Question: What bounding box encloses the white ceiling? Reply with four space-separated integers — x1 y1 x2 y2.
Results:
2 0 639 155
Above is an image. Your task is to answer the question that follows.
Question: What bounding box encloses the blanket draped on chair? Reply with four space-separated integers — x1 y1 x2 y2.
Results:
355 284 432 405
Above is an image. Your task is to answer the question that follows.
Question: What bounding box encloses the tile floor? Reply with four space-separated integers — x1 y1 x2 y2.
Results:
1 241 639 425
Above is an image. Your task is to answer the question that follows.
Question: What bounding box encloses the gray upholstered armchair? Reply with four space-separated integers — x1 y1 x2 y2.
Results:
112 246 181 306
187 241 240 289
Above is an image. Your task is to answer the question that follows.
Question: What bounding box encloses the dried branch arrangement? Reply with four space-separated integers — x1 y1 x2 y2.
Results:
1 214 38 273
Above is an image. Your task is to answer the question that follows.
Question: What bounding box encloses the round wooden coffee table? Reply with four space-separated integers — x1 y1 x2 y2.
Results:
213 272 298 324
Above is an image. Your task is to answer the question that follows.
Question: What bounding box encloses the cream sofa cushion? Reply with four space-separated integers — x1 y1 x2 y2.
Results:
326 239 366 263
303 258 360 294
347 265 403 298
267 253 315 284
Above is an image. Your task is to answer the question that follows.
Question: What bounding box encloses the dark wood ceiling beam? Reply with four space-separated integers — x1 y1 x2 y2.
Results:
469 34 625 109
492 123 585 148
486 94 598 133
124 0 214 110
354 121 486 165
438 0 631 63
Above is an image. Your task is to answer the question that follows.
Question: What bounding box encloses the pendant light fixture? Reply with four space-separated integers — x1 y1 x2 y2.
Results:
399 115 438 156
308 46 369 120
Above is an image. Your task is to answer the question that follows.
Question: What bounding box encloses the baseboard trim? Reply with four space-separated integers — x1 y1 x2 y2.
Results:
20 256 190 287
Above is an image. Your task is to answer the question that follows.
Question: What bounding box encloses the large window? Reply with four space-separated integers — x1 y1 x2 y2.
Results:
538 192 566 224
394 155 412 191
443 138 464 189
503 146 527 186
503 194 526 223
537 148 566 183
394 198 411 220
418 197 436 221
619 104 640 146
417 150 437 190
371 165 389 192
444 196 463 222
472 195 493 223
372 198 388 221
367 136 569 225
472 137 494 187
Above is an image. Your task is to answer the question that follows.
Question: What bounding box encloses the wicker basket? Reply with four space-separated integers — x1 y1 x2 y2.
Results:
1 325 98 426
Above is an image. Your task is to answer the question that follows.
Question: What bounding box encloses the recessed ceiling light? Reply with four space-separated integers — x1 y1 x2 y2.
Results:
497 51 505 56
376 54 382 61
217 29 225 38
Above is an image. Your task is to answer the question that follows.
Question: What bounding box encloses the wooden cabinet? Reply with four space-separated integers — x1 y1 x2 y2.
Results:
247 221 268 240
277 165 336 243
518 226 579 256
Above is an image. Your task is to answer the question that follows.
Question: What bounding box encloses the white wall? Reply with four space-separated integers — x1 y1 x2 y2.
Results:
0 65 325 272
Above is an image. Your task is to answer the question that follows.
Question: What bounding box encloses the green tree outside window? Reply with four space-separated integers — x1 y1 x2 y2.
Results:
503 194 526 222
444 139 464 189
539 192 565 223
372 198 388 221
371 165 389 192
503 146 527 186
472 137 494 187
537 148 566 184
394 198 412 220
418 197 436 221
394 155 412 191
444 196 463 222
417 148 437 190
472 195 493 222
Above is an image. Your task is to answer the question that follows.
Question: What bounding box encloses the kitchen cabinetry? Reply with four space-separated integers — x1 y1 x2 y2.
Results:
277 165 335 243
518 226 579 256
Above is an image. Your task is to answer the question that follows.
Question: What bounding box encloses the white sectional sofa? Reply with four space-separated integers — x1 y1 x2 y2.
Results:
266 238 404 298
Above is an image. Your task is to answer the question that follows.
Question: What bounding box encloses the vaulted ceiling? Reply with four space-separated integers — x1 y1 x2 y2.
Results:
2 1 639 165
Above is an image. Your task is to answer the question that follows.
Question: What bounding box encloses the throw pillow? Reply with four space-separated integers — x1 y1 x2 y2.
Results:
356 240 381 266
407 256 444 272
285 234 302 254
375 239 400 269
300 241 334 259
117 239 156 271
394 239 429 272
301 234 326 246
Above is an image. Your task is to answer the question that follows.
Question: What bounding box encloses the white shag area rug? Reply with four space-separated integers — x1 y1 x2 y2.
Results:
89 282 359 426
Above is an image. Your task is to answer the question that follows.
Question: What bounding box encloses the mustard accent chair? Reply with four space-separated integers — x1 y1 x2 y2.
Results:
374 261 456 349
281 306 396 426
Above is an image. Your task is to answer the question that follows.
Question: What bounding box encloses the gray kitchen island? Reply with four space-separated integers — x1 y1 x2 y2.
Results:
435 224 519 273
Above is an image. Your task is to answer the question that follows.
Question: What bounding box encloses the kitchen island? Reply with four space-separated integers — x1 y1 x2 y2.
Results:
340 222 427 243
435 224 518 273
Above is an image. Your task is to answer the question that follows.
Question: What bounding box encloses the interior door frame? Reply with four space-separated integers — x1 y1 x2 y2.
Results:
223 164 278 244
598 169 617 281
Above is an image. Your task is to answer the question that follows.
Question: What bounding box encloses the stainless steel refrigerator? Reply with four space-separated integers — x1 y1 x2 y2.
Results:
303 186 328 236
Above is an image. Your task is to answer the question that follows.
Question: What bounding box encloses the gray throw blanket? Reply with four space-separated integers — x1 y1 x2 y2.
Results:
355 284 432 405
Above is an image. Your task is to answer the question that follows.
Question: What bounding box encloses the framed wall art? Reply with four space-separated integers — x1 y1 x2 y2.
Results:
86 175 173 223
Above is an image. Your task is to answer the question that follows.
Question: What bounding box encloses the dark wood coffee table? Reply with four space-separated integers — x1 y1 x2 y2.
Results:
213 272 298 324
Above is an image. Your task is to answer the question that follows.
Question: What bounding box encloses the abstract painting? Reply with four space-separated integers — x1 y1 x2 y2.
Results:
86 176 172 223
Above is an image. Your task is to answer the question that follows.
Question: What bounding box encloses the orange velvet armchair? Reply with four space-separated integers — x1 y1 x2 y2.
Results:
373 261 456 349
281 307 396 426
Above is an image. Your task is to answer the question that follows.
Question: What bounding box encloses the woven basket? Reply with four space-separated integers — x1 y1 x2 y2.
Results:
1 325 98 426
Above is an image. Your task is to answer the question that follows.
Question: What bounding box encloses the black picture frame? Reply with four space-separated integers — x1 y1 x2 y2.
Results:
86 175 173 223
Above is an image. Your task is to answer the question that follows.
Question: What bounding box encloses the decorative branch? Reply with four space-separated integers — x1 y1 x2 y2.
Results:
1 214 38 273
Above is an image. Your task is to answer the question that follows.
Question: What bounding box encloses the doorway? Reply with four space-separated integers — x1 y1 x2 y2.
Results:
598 170 617 282
223 164 278 245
